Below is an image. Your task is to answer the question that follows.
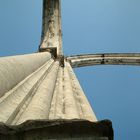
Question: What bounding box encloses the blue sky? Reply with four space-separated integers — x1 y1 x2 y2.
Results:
0 0 140 139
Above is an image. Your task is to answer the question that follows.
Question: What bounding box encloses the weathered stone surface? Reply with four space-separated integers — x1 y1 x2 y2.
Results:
0 52 51 97
67 53 140 68
0 119 113 140
0 61 97 125
40 0 63 55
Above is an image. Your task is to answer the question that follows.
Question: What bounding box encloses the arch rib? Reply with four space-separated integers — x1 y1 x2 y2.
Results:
67 53 140 68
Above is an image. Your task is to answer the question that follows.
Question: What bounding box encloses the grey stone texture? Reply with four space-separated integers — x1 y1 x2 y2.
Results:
0 120 113 140
67 53 140 68
40 0 63 55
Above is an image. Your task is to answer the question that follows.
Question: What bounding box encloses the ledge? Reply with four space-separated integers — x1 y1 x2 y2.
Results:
0 119 113 140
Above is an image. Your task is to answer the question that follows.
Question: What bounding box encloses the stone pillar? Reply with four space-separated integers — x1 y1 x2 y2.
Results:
40 0 63 55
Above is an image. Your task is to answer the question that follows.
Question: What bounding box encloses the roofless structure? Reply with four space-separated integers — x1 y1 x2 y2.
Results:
0 0 140 139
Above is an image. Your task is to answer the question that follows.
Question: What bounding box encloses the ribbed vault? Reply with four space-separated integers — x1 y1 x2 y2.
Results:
0 54 96 125
1 0 139 139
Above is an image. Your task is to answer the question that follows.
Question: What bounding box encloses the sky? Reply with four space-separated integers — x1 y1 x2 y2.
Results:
0 0 140 139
